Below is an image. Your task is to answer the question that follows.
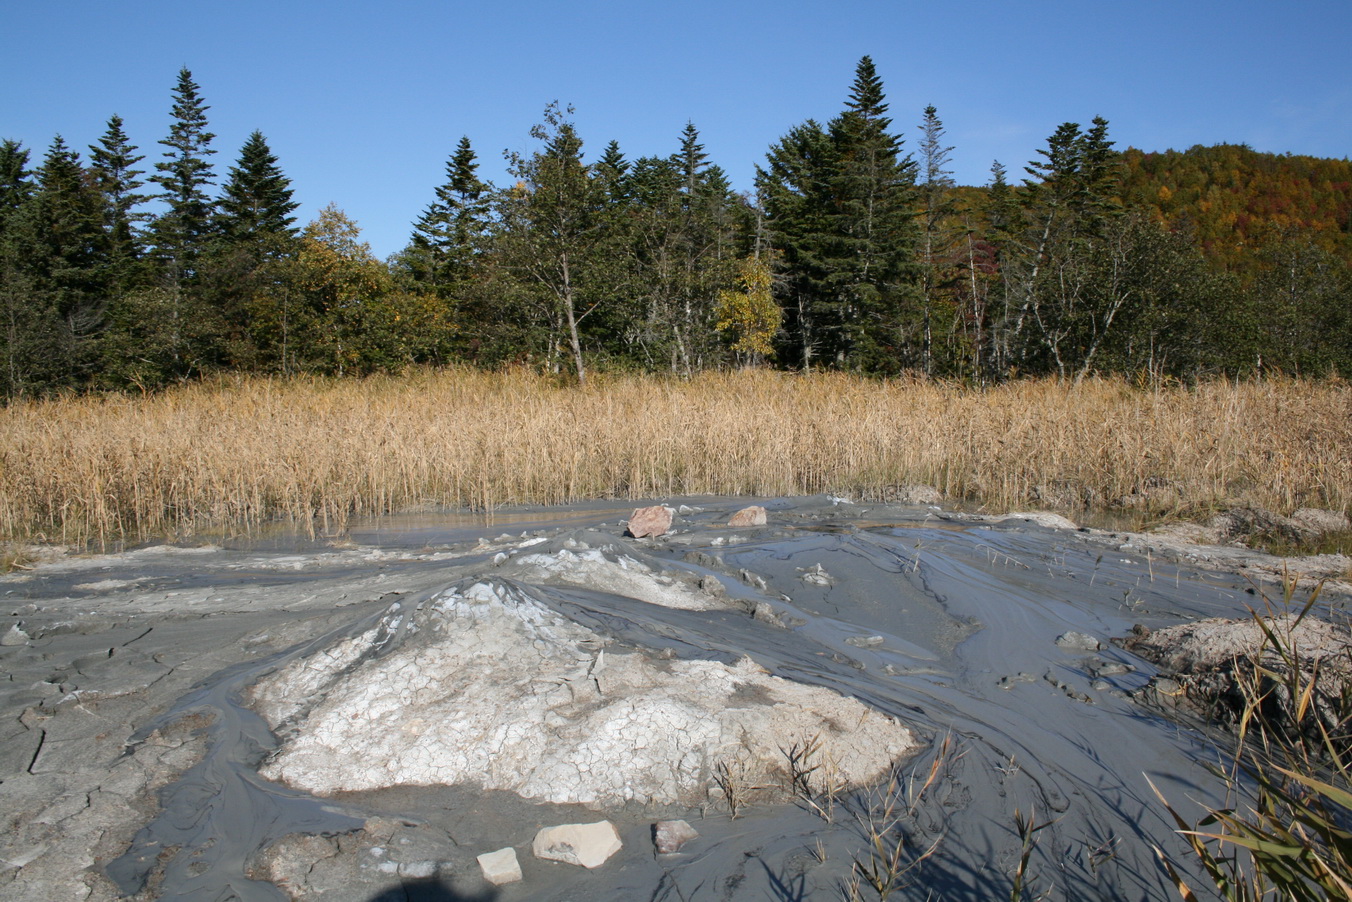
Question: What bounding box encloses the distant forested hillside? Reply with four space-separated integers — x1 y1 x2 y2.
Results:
1122 144 1352 271
2 61 1349 398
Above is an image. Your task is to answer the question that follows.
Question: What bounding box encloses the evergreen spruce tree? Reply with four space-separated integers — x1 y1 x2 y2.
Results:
22 137 109 387
144 68 219 377
192 131 299 371
825 56 918 371
672 123 741 372
759 57 918 371
215 130 298 242
983 160 1022 376
677 122 708 203
1012 117 1129 377
149 68 217 282
0 140 33 219
594 140 630 203
88 114 148 268
409 136 489 291
0 140 36 396
758 119 835 369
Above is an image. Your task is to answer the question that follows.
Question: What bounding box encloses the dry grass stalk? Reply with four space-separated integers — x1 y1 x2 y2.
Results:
1 369 1348 547
1153 577 1352 901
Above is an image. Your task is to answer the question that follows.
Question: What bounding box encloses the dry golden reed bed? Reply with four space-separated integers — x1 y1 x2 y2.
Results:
1 369 1349 546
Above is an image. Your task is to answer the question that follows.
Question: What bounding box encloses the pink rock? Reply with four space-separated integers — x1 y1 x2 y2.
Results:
728 506 767 527
654 819 699 854
627 505 673 538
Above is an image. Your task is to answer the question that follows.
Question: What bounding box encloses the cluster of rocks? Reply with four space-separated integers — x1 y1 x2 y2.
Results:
627 504 767 538
474 817 699 887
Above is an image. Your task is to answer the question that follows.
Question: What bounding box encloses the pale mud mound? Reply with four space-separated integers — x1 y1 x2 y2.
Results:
1124 614 1352 741
493 535 727 611
252 579 914 807
1127 614 1351 673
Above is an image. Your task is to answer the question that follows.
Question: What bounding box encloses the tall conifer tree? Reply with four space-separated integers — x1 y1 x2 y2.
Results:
26 137 108 385
409 136 489 292
759 57 917 371
216 131 298 242
140 68 219 378
0 140 38 396
150 68 216 281
88 114 148 268
0 140 33 221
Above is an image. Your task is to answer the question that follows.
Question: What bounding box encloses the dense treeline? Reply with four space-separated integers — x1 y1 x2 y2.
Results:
2 60 1349 398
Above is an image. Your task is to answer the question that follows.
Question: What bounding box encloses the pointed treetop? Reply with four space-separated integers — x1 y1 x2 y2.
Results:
0 139 32 211
846 56 889 122
161 68 215 153
919 105 955 189
38 134 83 188
595 139 630 201
598 140 628 175
152 65 218 248
1026 121 1083 186
448 136 484 198
217 130 299 240
677 121 708 192
89 115 143 172
89 115 145 187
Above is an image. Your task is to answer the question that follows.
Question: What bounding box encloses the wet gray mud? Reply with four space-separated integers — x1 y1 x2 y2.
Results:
0 496 1323 901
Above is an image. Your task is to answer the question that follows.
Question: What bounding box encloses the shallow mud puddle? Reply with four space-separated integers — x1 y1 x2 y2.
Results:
0 497 1291 900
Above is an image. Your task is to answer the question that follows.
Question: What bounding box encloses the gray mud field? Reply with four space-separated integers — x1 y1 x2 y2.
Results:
1 496 1338 901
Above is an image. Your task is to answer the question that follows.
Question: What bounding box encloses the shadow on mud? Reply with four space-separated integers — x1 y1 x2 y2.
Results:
367 879 498 901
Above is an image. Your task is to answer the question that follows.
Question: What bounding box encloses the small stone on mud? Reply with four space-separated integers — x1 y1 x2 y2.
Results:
1055 631 1101 651
728 506 768 527
1152 677 1184 697
477 847 522 885
533 821 622 869
753 602 787 628
699 574 726 597
740 569 768 591
627 505 673 538
654 819 699 854
1 623 29 646
800 563 832 586
399 860 438 879
846 635 885 648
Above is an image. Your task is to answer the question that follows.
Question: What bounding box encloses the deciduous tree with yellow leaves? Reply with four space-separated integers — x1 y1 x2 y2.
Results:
715 255 780 365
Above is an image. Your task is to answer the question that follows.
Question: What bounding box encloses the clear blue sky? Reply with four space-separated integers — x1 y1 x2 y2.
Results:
5 0 1349 259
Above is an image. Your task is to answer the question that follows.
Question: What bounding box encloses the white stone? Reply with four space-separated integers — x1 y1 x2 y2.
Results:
477 847 522 885
1 623 29 646
532 821 621 868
